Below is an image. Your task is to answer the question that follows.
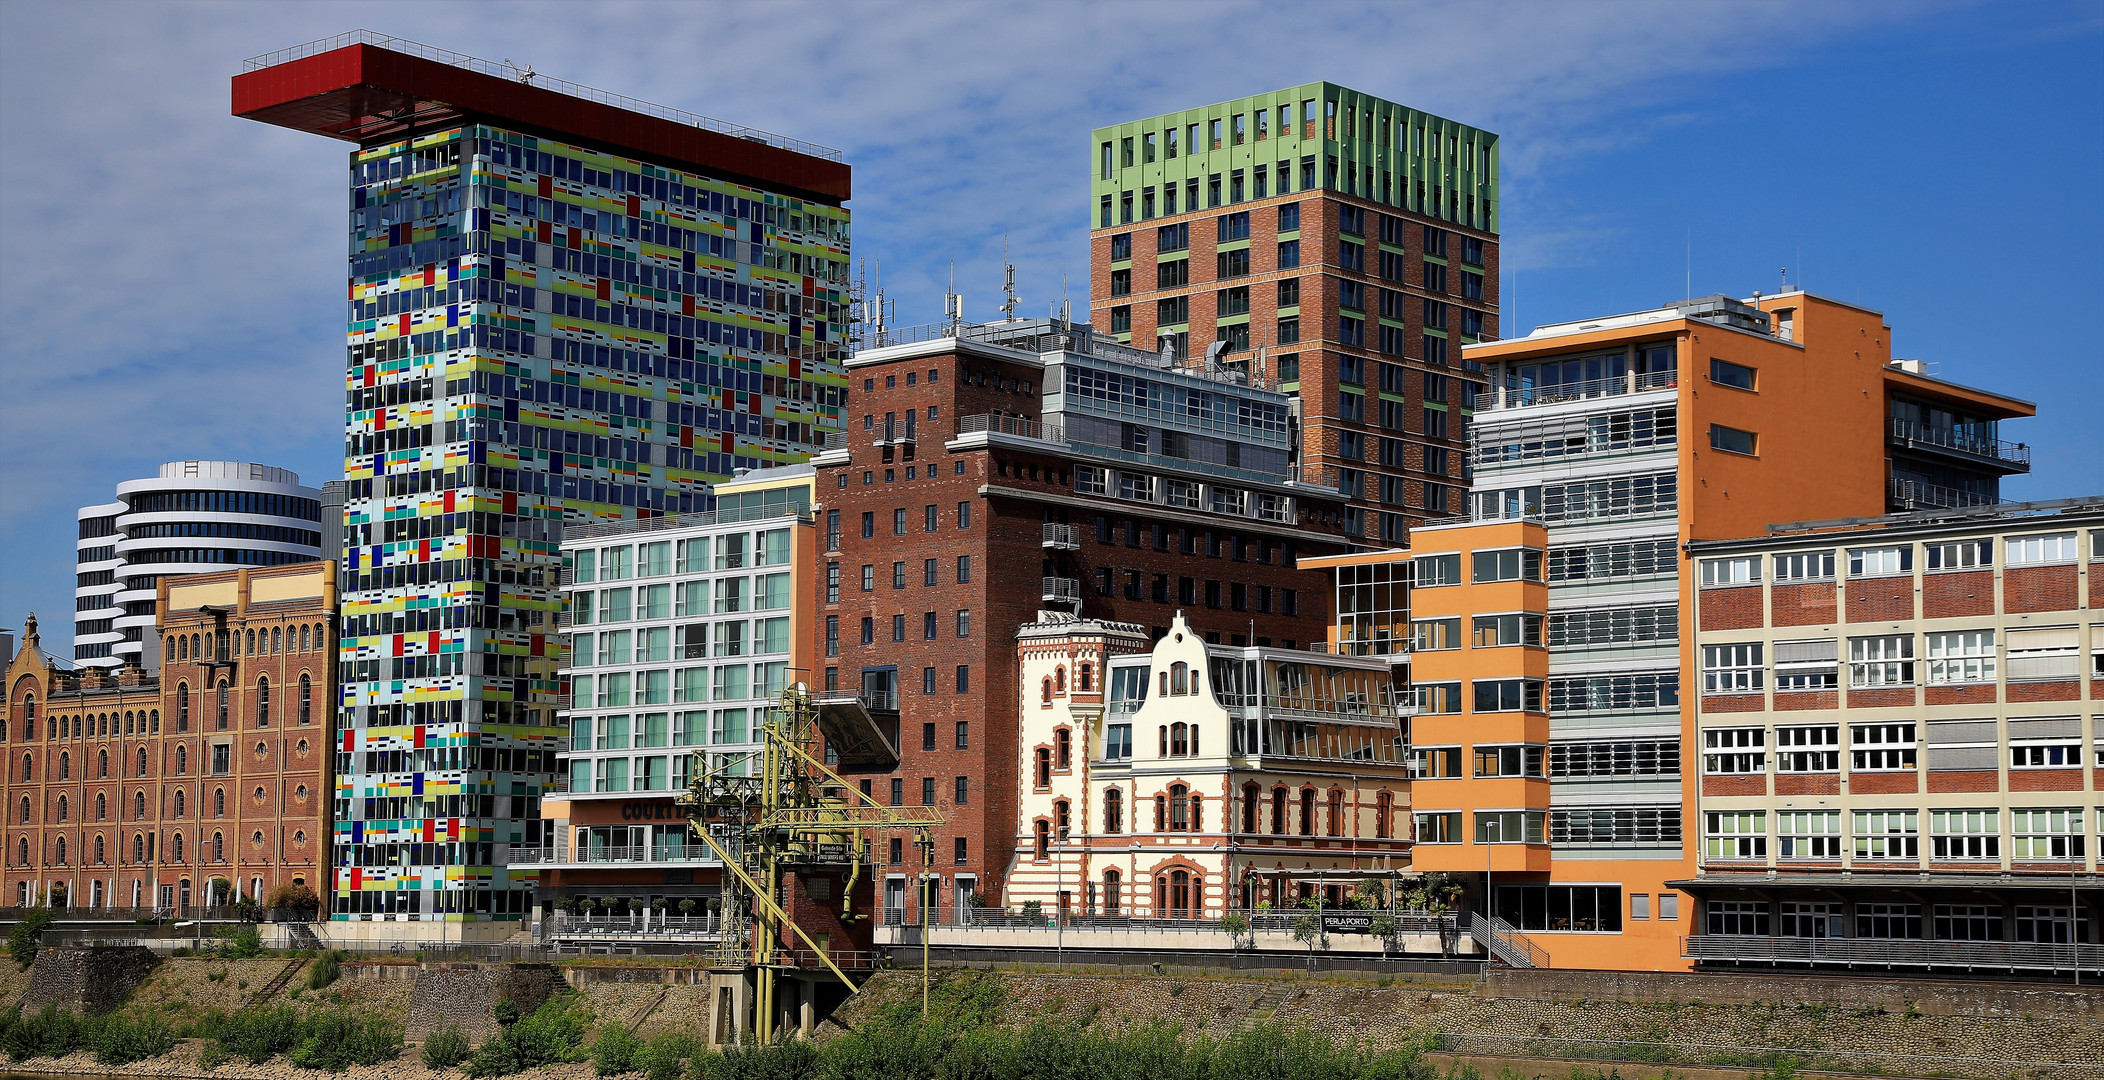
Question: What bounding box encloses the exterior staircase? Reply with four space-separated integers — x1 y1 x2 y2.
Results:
1235 984 1300 1032
246 957 308 1006
1469 913 1545 969
283 923 323 950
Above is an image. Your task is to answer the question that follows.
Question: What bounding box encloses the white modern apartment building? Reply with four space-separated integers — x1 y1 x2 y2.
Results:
74 461 324 670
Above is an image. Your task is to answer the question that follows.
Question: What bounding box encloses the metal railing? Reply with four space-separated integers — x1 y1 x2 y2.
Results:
546 912 725 936
241 31 844 161
1042 523 1080 550
1042 577 1082 603
1684 933 2103 972
1470 912 1546 968
1888 478 2000 511
1472 370 1677 411
506 842 717 866
1889 418 2030 467
562 502 809 542
821 431 850 451
889 905 1462 936
957 412 1064 443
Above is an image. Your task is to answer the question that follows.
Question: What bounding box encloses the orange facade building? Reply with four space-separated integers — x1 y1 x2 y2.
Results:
1430 292 2033 970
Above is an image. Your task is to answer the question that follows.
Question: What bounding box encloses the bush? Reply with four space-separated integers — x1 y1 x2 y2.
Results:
7 911 55 971
700 1036 819 1080
290 1009 402 1071
265 882 321 912
591 1023 642 1075
307 949 342 990
212 1003 302 1064
465 996 589 1077
3 1005 81 1062
423 1022 474 1070
91 1010 179 1066
222 923 265 960
635 1030 699 1080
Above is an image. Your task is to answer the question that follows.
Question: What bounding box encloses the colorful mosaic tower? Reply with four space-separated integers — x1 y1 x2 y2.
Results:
235 34 850 931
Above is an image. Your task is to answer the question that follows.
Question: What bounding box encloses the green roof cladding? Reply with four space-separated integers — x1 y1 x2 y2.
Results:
1091 82 1497 233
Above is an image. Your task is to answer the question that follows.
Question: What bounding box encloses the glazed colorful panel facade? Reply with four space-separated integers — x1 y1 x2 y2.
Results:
332 123 849 922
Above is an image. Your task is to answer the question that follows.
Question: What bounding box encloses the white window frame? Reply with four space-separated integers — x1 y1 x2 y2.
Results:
2005 532 2078 566
1702 643 1765 693
1773 638 1839 691
2006 626 2079 681
1774 725 1839 773
1772 551 1835 582
1703 811 1767 860
2010 808 2084 861
1849 722 1917 771
1848 634 1915 687
1701 727 1766 775
1848 546 1911 577
1929 809 1999 861
1851 809 1919 861
1700 556 1759 587
1925 630 1996 684
1776 810 1842 860
2010 739 2082 768
1924 539 1991 571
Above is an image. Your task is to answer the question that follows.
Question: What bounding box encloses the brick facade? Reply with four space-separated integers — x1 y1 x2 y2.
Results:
1768 582 1836 626
2008 769 2083 792
1772 690 1837 712
1846 771 1920 795
1925 770 2001 793
2003 565 2078 613
2008 680 2080 702
1699 586 1764 630
1775 774 1840 796
1843 575 1915 622
1921 570 1993 618
1925 684 1995 706
1702 775 1766 797
1699 693 1763 714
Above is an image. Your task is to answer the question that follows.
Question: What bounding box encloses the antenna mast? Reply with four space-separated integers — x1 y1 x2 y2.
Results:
1000 237 1019 322
944 262 964 331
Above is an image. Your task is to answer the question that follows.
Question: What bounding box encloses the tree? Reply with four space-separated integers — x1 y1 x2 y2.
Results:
1220 911 1251 951
9 910 56 970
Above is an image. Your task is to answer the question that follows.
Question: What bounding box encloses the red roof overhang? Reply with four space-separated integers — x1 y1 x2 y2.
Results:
232 44 849 204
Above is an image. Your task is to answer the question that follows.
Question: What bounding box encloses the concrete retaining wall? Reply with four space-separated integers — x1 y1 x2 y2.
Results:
404 963 564 1041
1483 967 2104 1019
18 946 158 1016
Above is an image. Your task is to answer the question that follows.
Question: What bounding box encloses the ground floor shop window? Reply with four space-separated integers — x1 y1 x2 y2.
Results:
1493 884 1621 932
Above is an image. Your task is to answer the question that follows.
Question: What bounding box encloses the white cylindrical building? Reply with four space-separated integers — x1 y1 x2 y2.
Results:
73 461 325 670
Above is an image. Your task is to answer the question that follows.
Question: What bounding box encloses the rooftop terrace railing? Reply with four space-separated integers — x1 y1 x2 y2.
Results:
1472 369 1677 412
1888 478 2001 511
241 31 844 162
1684 933 2102 973
1889 418 2031 468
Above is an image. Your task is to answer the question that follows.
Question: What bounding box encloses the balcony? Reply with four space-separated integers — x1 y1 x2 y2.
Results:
1888 418 2030 472
1042 523 1080 550
873 415 918 447
506 841 718 868
1684 934 2102 974
951 412 1065 453
1042 576 1082 605
1471 369 1677 412
1888 478 2000 511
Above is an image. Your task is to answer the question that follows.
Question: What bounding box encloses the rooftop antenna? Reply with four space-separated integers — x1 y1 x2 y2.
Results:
944 263 963 332
505 59 539 85
1780 267 1788 294
1061 274 1071 329
999 237 1019 322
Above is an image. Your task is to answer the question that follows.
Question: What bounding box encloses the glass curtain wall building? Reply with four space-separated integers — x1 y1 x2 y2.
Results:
235 34 850 931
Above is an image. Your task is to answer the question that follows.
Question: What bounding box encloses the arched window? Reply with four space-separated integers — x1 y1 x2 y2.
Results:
1033 747 1051 789
1054 728 1071 770
298 675 311 726
94 835 105 865
178 635 188 661
1054 799 1071 838
54 837 66 865
1242 782 1261 834
1103 788 1123 834
1040 677 1052 704
134 792 146 820
174 790 185 818
95 793 106 821
1169 784 1189 830
214 789 225 818
59 752 69 780
20 694 31 728
1033 820 1050 860
16 837 27 867
19 753 30 782
136 748 147 776
123 712 132 735
1079 663 1093 691
215 681 229 730
1190 792 1204 831
299 626 309 652
1327 790 1344 837
18 796 30 824
56 795 68 823
272 627 282 654
256 679 270 727
176 684 190 732
1159 670 1168 696
1153 794 1167 831
98 749 108 779
1170 723 1188 756
172 834 183 862
133 835 144 863
1158 725 1168 757
244 630 254 656
176 746 187 775
1299 789 1316 836
1375 792 1394 839
1054 666 1066 692
1271 787 1288 834
1170 661 1188 695
1167 869 1193 919
1103 869 1122 914
212 832 224 863
149 709 159 734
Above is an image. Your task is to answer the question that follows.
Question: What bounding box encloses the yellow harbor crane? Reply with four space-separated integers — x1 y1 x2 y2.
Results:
677 681 943 1042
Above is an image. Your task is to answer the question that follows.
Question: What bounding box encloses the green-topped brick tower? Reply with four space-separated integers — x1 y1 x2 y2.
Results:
1091 83 1497 544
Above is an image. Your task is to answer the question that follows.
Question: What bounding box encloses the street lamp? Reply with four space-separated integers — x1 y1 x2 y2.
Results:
1483 816 1499 928
1055 826 1069 970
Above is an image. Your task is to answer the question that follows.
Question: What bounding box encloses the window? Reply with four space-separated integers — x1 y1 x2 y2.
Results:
1849 635 1915 686
1709 424 1757 455
1549 540 1678 583
2006 626 2078 680
1936 904 2003 941
1926 630 1995 683
1157 222 1188 251
1548 807 1682 847
1702 643 1764 693
1472 678 1542 713
1708 900 1768 936
1702 728 1765 774
1849 546 1911 576
1776 810 1841 859
1932 809 2000 860
1773 551 1835 582
1473 745 1544 778
1547 740 1679 778
2007 532 2078 565
1472 614 1542 648
1547 604 1677 648
1701 556 1759 586
1853 809 1919 860
1849 722 1917 771
1704 811 1766 859
1474 810 1544 844
1925 539 1991 570
1472 548 1542 583
1709 359 1756 390
1156 259 1188 288
1775 725 1839 772
1411 618 1460 651
1772 639 1838 690
1780 901 1839 938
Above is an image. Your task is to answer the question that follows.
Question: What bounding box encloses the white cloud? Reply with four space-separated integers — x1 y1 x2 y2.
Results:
0 0 1946 642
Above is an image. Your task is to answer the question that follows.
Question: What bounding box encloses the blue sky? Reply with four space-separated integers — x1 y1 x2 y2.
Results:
2 1 2099 653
